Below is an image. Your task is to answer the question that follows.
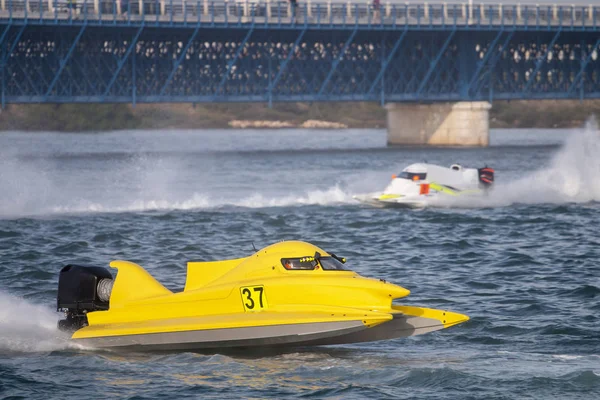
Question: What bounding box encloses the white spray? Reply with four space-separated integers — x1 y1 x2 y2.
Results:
489 118 600 206
0 291 74 353
429 118 600 208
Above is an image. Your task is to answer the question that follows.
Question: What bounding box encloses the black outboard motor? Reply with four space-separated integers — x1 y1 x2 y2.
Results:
57 265 113 332
478 167 495 188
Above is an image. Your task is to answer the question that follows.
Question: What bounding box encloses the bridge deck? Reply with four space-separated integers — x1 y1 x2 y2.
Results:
1 1 600 30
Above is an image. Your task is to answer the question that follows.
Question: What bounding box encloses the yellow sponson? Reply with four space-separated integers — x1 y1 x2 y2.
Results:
378 194 402 200
70 240 468 346
429 183 482 197
429 183 457 196
392 305 470 328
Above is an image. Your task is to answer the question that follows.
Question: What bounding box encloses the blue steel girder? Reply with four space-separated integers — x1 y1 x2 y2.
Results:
567 38 600 95
132 39 137 106
0 24 11 48
159 26 201 96
59 53 86 96
54 31 88 97
44 25 86 99
83 52 108 94
10 47 41 96
523 29 562 93
465 30 504 97
215 27 255 97
317 28 358 98
391 36 428 94
367 29 407 95
0 24 9 109
416 29 456 96
102 26 145 98
71 52 98 94
2 20 600 104
1 25 26 109
472 30 515 97
427 40 458 95
0 24 25 67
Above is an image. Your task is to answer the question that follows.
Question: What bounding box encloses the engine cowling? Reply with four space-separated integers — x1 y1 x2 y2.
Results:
57 265 113 332
478 167 495 187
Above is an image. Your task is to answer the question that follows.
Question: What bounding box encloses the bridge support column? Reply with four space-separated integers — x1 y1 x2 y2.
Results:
386 102 491 146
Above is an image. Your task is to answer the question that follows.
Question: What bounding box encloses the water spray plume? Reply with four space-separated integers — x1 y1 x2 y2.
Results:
427 117 600 208
0 291 74 353
496 117 600 205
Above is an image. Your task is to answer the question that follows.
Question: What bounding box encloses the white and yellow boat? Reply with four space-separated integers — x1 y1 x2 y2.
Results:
354 163 494 208
57 241 468 351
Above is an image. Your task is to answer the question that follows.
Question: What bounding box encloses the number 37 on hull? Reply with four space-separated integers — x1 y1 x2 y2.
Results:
241 285 267 311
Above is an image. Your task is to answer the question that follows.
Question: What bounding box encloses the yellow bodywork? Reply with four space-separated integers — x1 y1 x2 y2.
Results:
73 241 468 340
429 183 482 197
377 194 403 200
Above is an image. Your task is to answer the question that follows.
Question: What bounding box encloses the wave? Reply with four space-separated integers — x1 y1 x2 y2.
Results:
47 185 354 215
0 291 75 353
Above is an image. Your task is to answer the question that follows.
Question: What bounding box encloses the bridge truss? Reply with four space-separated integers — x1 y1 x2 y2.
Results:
1 1 600 106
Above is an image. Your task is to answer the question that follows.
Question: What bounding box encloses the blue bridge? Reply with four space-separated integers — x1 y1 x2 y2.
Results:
1 0 600 106
1 0 600 144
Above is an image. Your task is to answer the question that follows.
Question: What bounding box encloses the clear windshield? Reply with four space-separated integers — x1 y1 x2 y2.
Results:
318 257 348 271
281 256 349 271
398 171 427 181
281 257 317 270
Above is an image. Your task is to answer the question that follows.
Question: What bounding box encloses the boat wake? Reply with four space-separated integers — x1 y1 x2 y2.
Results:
429 118 600 209
0 144 355 217
46 185 353 215
0 291 74 353
1 121 599 217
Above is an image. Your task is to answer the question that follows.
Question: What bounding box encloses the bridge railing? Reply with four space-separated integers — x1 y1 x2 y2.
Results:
1 0 599 29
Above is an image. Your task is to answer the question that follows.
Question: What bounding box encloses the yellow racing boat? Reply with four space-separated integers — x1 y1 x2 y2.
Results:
57 241 468 351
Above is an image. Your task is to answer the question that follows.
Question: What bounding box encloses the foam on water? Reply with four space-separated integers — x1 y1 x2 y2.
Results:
46 185 352 215
50 193 213 214
235 186 351 208
0 291 74 353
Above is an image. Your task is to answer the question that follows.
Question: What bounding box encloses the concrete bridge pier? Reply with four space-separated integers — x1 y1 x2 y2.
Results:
385 102 492 146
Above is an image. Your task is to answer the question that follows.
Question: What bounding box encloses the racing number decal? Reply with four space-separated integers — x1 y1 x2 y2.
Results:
240 285 268 311
242 288 255 309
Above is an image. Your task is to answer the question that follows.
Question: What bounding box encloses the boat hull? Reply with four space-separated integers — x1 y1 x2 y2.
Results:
353 194 426 209
73 320 367 351
72 308 468 351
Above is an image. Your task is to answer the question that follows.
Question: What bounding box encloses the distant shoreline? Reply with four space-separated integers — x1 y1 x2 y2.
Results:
0 100 597 132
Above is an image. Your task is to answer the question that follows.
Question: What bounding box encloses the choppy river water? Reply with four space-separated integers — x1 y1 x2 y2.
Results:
0 124 599 399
